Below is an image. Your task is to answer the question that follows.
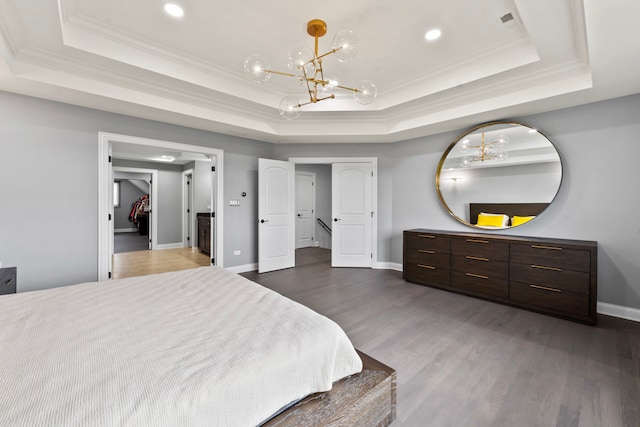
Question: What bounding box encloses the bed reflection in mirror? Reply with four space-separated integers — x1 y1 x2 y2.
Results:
436 122 562 229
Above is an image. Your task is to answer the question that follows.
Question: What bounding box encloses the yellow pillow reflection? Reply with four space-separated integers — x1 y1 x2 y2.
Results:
511 215 535 226
477 213 505 227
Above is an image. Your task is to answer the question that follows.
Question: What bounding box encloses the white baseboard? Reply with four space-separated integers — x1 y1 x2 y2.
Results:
155 243 185 250
115 228 138 233
226 263 258 274
597 302 640 323
374 262 402 271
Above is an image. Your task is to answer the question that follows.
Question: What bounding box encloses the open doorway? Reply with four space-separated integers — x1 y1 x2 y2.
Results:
98 133 225 281
113 168 152 254
257 156 377 273
294 165 331 267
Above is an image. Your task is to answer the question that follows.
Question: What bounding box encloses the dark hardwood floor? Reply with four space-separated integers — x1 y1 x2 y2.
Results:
242 247 640 427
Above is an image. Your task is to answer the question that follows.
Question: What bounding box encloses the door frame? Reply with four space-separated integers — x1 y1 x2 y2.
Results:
182 169 194 248
113 167 157 250
98 132 225 281
289 157 377 267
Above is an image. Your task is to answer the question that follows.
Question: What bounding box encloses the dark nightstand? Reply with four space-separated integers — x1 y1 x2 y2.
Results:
0 267 17 295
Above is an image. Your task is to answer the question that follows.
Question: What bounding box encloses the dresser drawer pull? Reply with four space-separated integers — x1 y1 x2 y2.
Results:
466 273 489 280
531 244 563 251
418 234 436 239
531 264 562 272
466 239 489 244
530 284 562 293
466 256 489 262
417 264 436 270
417 249 435 254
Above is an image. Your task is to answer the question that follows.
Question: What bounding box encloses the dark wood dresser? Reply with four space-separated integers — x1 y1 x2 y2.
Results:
403 229 597 324
0 267 17 295
197 213 211 255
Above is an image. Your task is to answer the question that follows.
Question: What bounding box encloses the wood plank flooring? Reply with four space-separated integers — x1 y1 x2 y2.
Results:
243 247 640 427
112 247 210 279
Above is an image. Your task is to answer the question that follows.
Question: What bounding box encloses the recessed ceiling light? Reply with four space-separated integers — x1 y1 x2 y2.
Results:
425 29 442 41
164 3 184 18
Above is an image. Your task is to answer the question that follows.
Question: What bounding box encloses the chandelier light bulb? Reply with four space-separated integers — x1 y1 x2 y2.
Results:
331 30 360 62
353 80 377 105
244 54 272 83
279 96 302 120
495 134 509 146
495 151 508 161
317 82 334 98
288 46 316 80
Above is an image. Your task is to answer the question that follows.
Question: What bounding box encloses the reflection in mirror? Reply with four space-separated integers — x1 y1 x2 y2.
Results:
436 122 562 229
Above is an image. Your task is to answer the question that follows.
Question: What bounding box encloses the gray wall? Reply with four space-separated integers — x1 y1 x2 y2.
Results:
114 180 147 230
224 153 259 266
1 88 639 312
296 164 332 249
0 90 272 292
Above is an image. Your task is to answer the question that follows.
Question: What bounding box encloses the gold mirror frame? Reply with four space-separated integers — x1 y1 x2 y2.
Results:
436 121 563 230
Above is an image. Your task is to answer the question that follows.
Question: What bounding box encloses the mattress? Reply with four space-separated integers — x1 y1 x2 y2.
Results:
0 266 362 426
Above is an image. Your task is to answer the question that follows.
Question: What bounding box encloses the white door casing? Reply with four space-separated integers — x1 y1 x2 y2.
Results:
98 132 225 280
258 158 295 273
331 163 373 267
295 171 316 249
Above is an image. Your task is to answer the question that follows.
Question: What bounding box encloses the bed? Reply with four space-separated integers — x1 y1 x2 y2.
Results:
0 266 395 426
469 202 549 227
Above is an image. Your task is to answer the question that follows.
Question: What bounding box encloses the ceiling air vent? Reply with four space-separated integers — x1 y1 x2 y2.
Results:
500 13 514 24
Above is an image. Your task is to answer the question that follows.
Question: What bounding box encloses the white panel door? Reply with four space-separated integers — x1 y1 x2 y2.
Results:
258 159 295 273
332 163 372 267
296 171 316 249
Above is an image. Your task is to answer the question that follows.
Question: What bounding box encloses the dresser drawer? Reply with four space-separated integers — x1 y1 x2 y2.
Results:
510 263 590 294
451 270 508 299
451 255 508 281
404 262 450 287
404 231 450 252
509 281 590 318
451 237 509 261
510 243 591 272
405 249 450 267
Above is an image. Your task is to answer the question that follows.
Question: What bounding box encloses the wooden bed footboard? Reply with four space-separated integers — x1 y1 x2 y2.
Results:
262 350 396 427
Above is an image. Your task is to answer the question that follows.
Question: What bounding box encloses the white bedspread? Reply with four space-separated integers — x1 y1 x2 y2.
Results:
0 266 362 426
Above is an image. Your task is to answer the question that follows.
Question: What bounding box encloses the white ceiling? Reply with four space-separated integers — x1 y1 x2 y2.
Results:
0 0 638 143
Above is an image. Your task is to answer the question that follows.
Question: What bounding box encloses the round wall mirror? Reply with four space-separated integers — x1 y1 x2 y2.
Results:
436 122 562 229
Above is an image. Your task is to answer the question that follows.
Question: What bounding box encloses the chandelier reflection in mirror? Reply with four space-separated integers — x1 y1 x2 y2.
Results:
244 19 377 120
459 132 509 167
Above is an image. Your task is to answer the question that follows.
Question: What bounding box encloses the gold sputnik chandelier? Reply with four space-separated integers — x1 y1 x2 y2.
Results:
244 19 377 119
460 132 509 167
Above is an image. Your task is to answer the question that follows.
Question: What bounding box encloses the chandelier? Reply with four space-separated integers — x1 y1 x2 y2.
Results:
244 19 377 119
460 132 509 167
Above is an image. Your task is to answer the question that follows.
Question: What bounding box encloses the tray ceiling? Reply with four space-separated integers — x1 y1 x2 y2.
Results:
0 0 638 143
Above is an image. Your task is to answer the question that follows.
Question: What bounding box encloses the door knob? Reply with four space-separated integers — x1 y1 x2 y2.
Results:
334 218 341 222
297 214 301 217
260 219 269 223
